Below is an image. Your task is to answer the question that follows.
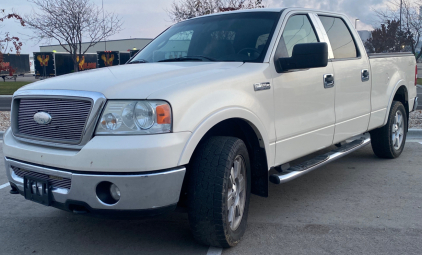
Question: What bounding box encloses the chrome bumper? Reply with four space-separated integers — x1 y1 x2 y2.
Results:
412 97 419 112
5 157 186 212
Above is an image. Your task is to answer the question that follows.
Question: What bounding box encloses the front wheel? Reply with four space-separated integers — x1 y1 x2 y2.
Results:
188 136 251 247
370 101 407 158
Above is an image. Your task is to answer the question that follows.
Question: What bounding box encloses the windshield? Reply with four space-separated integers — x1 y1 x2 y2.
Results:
130 12 281 63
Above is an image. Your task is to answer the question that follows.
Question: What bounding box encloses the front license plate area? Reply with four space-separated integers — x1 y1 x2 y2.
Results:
24 176 51 206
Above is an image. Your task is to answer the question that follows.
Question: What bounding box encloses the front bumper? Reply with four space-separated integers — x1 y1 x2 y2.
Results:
5 157 186 215
3 128 191 172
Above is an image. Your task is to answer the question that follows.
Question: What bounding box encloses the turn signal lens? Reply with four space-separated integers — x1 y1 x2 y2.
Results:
156 104 171 124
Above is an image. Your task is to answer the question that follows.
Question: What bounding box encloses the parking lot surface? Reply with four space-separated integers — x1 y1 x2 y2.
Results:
1 141 421 254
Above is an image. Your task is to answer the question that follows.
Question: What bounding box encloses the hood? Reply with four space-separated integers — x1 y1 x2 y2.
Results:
21 62 244 99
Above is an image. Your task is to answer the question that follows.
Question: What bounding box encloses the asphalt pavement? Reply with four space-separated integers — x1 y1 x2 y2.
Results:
1 139 421 254
1 74 37 82
0 75 36 111
0 97 12 111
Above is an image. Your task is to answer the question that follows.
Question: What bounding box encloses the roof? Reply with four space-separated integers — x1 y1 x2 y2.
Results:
188 8 285 21
187 7 348 21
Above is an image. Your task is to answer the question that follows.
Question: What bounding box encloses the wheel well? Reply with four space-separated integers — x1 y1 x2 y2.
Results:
185 118 269 199
393 85 409 114
393 85 409 131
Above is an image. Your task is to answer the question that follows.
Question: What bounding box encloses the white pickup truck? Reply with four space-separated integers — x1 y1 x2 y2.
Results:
3 8 418 247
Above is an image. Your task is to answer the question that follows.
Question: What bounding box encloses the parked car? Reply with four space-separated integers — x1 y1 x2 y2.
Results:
4 8 418 247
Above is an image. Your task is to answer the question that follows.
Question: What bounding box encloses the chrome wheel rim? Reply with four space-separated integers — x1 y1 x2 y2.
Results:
392 110 404 150
227 155 246 231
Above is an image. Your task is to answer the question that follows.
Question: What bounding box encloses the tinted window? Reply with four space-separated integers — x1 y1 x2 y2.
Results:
130 12 281 63
152 30 193 61
319 16 357 59
276 15 318 58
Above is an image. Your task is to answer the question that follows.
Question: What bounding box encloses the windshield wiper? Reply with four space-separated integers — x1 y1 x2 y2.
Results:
184 55 217 61
128 59 148 64
158 57 203 62
158 55 217 62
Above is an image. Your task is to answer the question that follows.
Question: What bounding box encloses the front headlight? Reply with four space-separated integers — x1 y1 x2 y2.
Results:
95 100 172 135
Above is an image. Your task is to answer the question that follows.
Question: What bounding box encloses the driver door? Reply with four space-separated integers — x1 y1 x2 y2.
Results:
271 13 336 165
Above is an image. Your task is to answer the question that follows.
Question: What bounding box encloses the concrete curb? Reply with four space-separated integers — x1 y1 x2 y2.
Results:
408 128 422 137
0 95 13 98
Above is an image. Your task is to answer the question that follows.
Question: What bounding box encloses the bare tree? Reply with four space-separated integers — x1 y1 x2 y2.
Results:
373 0 422 59
1 9 25 55
1 9 25 75
24 0 123 72
168 0 264 23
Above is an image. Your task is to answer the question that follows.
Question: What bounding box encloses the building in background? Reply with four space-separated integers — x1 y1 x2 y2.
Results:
39 38 153 53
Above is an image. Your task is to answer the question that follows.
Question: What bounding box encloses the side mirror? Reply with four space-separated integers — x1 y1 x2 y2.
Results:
276 42 328 72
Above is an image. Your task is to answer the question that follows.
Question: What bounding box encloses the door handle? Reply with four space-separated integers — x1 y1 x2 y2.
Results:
324 74 334 88
361 69 370 82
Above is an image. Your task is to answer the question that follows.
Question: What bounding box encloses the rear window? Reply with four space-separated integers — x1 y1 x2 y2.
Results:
319 16 358 59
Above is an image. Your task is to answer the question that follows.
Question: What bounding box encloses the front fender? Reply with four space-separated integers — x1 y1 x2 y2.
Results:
177 107 274 169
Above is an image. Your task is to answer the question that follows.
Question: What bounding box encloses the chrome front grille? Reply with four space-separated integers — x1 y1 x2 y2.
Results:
15 98 92 144
12 166 72 189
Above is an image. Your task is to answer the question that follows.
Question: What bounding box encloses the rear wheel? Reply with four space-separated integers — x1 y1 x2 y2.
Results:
370 101 407 158
188 136 251 247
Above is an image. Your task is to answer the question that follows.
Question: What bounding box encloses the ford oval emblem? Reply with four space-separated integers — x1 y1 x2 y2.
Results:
34 112 52 125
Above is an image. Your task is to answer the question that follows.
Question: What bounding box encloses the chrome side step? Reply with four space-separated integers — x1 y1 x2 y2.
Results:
269 137 371 184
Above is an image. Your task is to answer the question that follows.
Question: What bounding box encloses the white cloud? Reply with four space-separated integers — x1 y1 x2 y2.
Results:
3 0 390 55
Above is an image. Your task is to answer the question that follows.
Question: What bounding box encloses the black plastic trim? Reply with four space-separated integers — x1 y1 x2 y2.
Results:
6 157 185 176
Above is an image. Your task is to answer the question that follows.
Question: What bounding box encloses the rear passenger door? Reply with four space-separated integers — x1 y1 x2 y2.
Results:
316 15 371 143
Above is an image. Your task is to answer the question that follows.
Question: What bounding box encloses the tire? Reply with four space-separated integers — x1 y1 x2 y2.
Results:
370 101 407 159
188 136 251 248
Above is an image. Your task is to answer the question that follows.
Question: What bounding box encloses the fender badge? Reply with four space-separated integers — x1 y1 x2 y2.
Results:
253 82 271 91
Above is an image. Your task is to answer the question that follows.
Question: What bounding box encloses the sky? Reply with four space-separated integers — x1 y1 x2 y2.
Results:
2 0 391 56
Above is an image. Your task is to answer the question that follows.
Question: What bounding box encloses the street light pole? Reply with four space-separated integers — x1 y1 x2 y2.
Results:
355 19 360 29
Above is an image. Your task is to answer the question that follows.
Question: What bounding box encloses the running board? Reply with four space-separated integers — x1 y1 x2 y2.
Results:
269 137 371 184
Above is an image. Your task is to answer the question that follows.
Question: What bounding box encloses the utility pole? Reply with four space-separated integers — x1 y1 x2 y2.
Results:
399 0 402 32
103 0 107 51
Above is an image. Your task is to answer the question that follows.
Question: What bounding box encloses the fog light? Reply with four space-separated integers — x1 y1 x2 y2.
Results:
110 184 121 201
96 181 120 205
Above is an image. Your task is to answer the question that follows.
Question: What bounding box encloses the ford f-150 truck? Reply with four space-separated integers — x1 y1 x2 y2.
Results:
3 8 418 247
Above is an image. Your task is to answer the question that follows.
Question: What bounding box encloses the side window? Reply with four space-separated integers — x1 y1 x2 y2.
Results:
319 16 358 59
276 15 319 58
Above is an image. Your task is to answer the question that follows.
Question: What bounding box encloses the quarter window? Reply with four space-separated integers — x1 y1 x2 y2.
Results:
276 15 319 58
319 16 358 59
